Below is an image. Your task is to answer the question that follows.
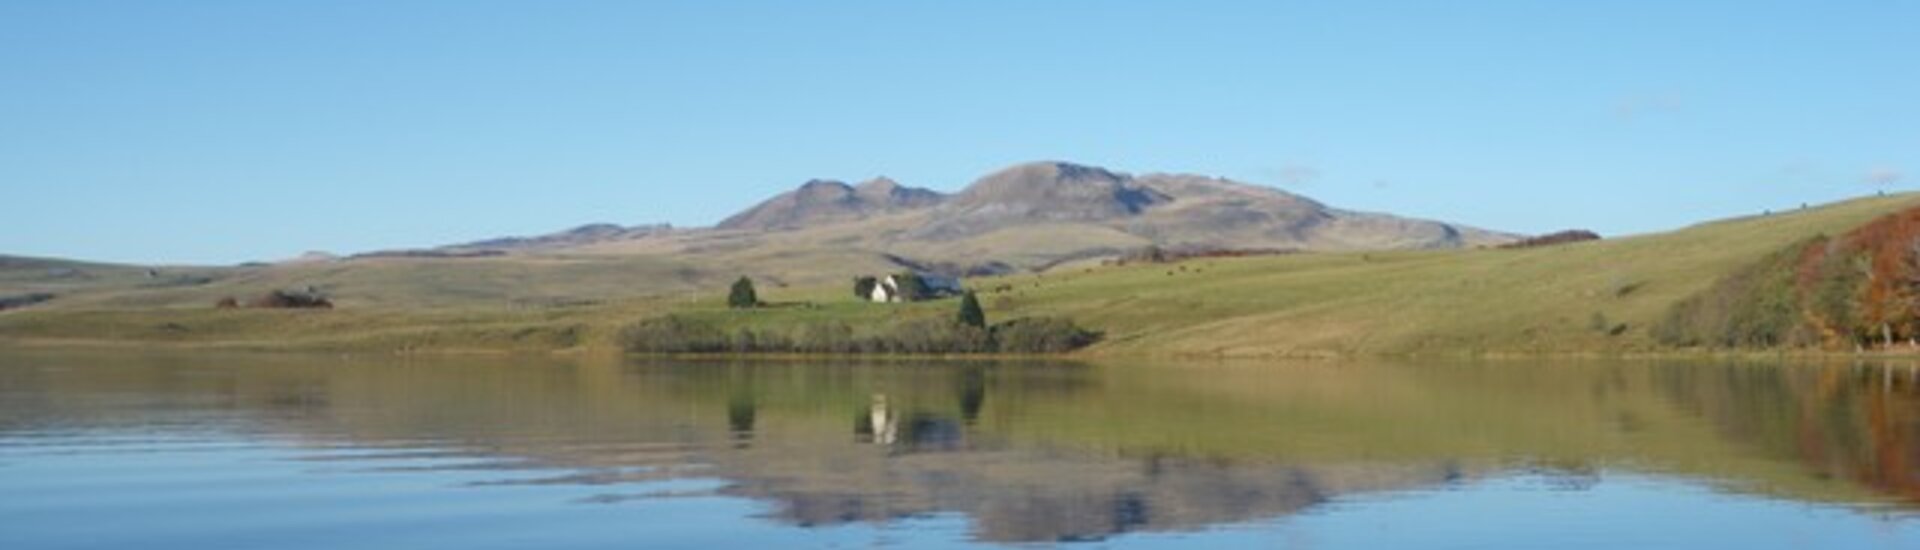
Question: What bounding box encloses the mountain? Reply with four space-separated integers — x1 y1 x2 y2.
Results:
717 177 945 231
947 162 1169 220
276 251 340 265
906 162 1170 240
432 161 1505 261
444 223 674 252
703 160 1510 250
903 161 1500 249
355 160 1511 278
346 223 676 259
0 160 1521 311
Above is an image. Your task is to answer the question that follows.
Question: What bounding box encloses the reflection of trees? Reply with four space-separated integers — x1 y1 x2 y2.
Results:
1652 362 1920 502
959 367 986 424
8 352 1920 543
0 353 1483 542
1526 459 1601 491
727 392 756 450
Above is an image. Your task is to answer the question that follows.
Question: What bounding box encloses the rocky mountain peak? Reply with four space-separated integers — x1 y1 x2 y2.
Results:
718 176 944 231
934 161 1173 228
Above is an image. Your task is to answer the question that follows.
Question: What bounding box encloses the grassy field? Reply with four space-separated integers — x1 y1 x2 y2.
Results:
4 193 1918 357
997 193 1920 357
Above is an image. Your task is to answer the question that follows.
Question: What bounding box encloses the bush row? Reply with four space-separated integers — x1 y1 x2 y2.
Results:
620 315 1100 355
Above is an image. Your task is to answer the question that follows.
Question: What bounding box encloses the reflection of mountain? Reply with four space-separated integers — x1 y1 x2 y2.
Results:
2 352 1917 543
718 387 1477 541
719 443 1470 542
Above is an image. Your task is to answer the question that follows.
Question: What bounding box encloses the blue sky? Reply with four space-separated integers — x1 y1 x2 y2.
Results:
2 1 1914 264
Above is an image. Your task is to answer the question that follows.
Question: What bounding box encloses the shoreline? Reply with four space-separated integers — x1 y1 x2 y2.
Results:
9 334 1920 364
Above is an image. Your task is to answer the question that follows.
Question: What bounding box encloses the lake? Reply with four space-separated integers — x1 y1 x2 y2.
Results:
2 350 1918 548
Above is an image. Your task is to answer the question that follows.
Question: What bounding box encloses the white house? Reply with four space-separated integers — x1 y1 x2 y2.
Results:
868 280 896 303
868 273 963 303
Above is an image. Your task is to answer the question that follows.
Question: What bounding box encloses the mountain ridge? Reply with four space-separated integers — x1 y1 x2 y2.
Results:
717 176 946 231
457 160 1512 260
0 160 1525 311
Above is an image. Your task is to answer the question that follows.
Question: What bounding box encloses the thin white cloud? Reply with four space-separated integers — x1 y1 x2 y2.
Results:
1867 167 1904 186
1274 164 1320 187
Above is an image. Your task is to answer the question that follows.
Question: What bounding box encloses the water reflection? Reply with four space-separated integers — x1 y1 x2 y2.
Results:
2 351 1919 545
1653 362 1920 503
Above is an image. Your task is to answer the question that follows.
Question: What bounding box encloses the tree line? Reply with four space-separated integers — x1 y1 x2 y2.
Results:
632 276 1093 354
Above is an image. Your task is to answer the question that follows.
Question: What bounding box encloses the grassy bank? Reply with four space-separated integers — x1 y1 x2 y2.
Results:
966 193 1920 357
4 193 1918 357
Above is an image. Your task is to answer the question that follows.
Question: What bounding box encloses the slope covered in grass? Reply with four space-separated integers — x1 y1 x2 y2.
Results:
969 193 1920 357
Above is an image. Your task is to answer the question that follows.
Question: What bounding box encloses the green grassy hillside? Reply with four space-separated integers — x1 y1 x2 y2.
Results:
3 193 1917 356
977 194 1920 357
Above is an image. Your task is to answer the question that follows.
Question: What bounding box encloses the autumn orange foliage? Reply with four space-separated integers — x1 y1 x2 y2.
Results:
1794 206 1920 347
1661 205 1920 349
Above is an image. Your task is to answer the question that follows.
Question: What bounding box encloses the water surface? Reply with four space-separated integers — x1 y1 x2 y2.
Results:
2 351 1918 548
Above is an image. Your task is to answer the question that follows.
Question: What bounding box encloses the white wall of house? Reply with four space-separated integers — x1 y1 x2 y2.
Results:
864 273 961 303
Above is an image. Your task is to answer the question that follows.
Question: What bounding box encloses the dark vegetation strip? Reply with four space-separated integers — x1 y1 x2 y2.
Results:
1497 230 1601 249
0 292 55 311
621 315 1100 355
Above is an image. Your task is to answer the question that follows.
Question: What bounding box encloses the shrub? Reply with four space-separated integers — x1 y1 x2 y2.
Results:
895 272 930 302
619 314 1096 355
1498 230 1602 249
0 292 55 311
1654 238 1811 348
250 290 332 309
621 315 731 353
795 321 856 353
991 317 1102 353
957 291 986 329
867 318 993 354
728 277 759 309
1807 249 1868 345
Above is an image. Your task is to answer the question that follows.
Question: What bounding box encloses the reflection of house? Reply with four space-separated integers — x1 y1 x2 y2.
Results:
867 273 963 303
869 394 898 445
860 393 967 452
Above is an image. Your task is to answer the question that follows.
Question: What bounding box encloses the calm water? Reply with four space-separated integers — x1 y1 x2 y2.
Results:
3 351 1920 548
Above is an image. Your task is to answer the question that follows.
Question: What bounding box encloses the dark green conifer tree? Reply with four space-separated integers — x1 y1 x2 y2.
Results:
957 290 986 329
728 276 759 309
